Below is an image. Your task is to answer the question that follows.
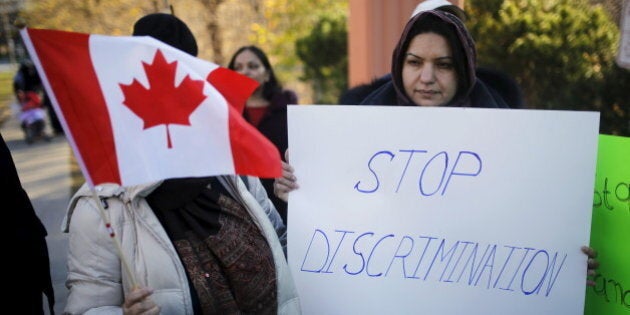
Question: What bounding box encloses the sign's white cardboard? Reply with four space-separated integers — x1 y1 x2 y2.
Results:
287 105 599 315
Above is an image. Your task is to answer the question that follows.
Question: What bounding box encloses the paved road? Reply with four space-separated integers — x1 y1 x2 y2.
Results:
1 109 70 314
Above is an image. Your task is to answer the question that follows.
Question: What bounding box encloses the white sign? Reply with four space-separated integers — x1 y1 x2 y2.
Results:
618 0 630 69
287 106 599 315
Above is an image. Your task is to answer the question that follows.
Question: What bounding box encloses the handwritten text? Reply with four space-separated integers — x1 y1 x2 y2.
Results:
354 149 482 196
300 228 567 298
593 177 630 213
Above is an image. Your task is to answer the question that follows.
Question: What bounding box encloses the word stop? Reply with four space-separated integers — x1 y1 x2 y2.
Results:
354 149 482 195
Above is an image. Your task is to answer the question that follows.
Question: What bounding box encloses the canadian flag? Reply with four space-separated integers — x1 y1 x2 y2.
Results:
21 28 282 187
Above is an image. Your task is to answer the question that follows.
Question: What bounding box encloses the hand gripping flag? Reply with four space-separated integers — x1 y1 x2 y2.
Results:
21 28 281 187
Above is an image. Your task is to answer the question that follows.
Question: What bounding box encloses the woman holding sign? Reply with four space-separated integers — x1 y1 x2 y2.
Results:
359 10 508 108
275 10 507 201
274 9 599 284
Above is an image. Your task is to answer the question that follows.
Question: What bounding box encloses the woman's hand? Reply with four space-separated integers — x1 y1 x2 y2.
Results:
274 150 299 202
274 160 299 202
581 246 599 287
123 286 160 315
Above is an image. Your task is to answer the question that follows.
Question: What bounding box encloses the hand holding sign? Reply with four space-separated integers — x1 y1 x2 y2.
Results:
274 150 298 202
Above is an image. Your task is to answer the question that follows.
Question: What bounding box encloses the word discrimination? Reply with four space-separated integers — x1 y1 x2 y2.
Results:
300 228 567 297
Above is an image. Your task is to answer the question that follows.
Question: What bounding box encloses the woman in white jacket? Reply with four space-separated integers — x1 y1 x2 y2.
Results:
63 175 300 314
63 13 300 315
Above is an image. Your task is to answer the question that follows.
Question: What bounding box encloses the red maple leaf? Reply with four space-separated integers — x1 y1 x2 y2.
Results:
119 49 206 148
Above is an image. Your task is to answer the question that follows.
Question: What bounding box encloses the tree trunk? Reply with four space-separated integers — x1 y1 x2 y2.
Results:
197 0 225 65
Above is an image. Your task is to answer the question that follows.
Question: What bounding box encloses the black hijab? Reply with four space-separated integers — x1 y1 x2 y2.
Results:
362 10 507 108
391 10 477 107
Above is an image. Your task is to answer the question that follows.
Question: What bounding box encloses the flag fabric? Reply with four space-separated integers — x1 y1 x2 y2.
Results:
20 28 281 187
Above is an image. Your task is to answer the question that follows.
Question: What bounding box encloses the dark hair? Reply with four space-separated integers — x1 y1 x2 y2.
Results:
227 45 281 101
132 13 198 57
15 59 42 93
400 13 468 105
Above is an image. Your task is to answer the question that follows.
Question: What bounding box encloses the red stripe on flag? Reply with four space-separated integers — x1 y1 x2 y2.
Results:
207 67 258 114
28 29 120 185
209 66 280 177
227 105 282 178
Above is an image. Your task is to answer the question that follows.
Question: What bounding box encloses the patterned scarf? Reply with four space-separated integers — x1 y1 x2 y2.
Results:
147 177 277 314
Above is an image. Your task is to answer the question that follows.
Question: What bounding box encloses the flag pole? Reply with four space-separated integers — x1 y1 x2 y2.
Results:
90 189 138 289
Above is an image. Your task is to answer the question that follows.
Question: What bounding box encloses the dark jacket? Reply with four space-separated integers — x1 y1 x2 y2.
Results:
361 10 509 109
2 132 54 314
476 67 524 109
338 75 390 105
343 69 523 109
243 89 297 223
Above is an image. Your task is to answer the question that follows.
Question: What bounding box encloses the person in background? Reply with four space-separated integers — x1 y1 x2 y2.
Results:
2 132 55 314
13 60 65 136
62 13 300 315
275 9 598 284
13 59 41 96
16 88 49 144
13 60 48 143
228 45 298 224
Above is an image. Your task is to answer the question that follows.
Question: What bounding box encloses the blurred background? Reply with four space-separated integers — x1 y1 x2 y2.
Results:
0 0 627 136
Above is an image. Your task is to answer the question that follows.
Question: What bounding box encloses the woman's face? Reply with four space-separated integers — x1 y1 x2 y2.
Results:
402 32 457 106
232 49 269 85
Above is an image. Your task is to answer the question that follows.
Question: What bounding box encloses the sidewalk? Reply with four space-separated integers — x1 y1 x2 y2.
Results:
1 108 70 314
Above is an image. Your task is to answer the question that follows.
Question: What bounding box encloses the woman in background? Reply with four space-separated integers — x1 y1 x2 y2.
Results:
228 46 298 224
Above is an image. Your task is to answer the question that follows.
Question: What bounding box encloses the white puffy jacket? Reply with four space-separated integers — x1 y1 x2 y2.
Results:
62 175 300 314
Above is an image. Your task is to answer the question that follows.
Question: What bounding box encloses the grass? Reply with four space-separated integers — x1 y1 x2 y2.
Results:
0 68 16 126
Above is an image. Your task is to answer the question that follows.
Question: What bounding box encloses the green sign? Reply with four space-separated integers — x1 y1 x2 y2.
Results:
584 134 630 314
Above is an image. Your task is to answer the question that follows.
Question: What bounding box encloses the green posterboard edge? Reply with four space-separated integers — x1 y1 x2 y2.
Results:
584 134 630 314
